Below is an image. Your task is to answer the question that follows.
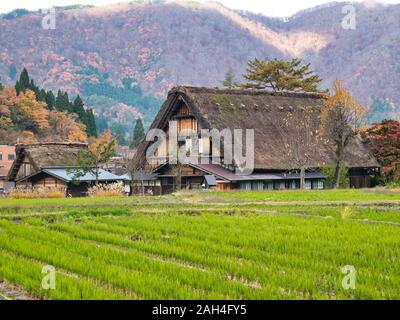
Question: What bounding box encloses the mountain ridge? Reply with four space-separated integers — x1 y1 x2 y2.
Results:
0 0 399 138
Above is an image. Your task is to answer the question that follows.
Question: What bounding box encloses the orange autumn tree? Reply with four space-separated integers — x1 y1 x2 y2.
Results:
49 110 87 142
72 131 116 185
0 87 15 130
14 90 50 132
320 79 365 189
0 85 88 144
19 131 37 144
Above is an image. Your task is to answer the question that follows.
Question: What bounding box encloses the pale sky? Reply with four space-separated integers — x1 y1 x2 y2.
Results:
1 0 399 16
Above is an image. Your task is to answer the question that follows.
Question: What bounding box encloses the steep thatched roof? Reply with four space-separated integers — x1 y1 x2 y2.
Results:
8 143 88 180
135 86 379 170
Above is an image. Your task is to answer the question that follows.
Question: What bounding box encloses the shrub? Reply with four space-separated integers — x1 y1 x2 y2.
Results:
321 167 349 189
385 181 400 190
87 182 124 198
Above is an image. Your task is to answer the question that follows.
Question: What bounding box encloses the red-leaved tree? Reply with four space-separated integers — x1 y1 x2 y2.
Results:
361 119 400 182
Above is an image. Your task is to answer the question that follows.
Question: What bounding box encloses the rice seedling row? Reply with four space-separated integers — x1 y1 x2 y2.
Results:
0 190 399 300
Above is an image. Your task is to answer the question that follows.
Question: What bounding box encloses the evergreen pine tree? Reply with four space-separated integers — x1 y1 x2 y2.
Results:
37 89 47 102
242 58 325 93
85 108 97 137
29 79 40 95
15 68 30 95
73 95 87 121
0 79 3 90
73 95 94 135
55 90 72 112
130 118 145 148
45 91 55 110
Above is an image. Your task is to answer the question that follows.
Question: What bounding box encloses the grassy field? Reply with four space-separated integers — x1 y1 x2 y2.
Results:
0 189 399 300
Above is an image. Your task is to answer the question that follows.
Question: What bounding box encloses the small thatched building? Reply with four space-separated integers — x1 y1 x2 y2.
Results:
8 143 126 197
134 86 380 194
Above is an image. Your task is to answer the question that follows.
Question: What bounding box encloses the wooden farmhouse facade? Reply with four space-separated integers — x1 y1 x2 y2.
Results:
134 86 380 195
8 143 126 197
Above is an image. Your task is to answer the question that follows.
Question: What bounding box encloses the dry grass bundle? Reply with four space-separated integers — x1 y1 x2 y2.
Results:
88 182 124 198
9 186 66 199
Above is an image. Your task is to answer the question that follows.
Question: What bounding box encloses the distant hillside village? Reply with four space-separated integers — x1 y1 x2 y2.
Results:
0 59 399 197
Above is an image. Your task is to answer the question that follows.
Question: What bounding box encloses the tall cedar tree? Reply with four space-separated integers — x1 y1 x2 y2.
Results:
15 68 30 95
130 118 145 148
86 108 98 137
242 58 325 93
73 95 87 126
45 91 55 110
320 79 365 189
56 90 73 112
73 131 116 185
361 120 400 182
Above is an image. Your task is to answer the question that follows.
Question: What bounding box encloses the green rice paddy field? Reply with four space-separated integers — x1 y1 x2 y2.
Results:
0 189 399 300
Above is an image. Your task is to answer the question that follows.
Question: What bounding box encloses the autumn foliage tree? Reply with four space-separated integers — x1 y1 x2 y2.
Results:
14 90 50 132
320 79 365 189
361 120 400 183
242 58 325 93
48 111 87 142
0 85 87 144
0 87 16 130
74 131 116 185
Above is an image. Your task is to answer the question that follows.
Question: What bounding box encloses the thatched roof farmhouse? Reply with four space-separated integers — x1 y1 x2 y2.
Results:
134 86 379 194
8 143 125 197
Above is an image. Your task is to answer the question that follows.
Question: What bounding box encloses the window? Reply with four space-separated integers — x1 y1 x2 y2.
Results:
185 138 192 153
305 180 312 190
0 152 2 161
8 154 15 161
313 179 324 190
240 182 251 191
275 181 285 190
252 182 263 191
199 138 205 155
264 182 274 190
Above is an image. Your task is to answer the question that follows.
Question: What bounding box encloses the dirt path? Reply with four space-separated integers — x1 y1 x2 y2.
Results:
0 280 36 300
